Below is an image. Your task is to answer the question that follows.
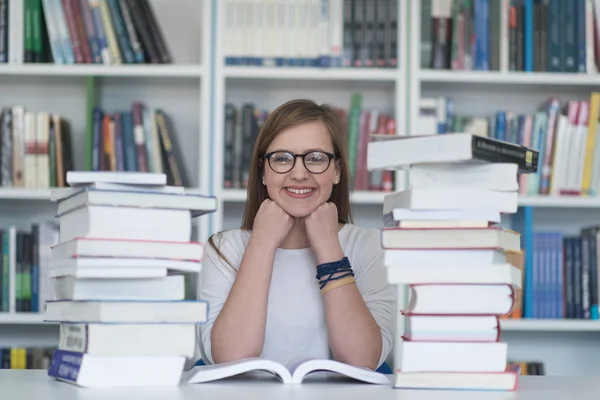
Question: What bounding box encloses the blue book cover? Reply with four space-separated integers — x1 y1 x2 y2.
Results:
48 349 83 383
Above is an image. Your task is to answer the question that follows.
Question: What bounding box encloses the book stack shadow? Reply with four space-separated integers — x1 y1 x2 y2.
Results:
43 171 217 388
367 133 539 391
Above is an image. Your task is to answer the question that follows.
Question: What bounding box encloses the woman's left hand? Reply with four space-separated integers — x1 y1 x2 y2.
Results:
304 202 344 265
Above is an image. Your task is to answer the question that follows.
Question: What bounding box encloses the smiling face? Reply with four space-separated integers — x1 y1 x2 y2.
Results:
262 120 340 218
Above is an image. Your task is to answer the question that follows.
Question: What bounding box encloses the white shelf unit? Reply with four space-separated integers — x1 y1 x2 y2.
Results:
0 0 213 350
208 1 408 237
404 0 600 376
3 0 600 376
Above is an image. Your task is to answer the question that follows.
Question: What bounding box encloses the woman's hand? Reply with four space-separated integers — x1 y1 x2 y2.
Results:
250 199 295 251
304 202 344 264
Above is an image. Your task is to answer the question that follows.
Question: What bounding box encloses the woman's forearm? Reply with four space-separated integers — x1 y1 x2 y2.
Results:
322 284 383 370
316 247 382 370
210 237 275 363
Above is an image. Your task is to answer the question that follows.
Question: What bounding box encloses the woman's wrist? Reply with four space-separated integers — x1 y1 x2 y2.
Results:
247 235 278 258
314 241 344 265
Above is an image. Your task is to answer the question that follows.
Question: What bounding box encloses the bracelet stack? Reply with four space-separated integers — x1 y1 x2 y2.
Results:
316 256 356 295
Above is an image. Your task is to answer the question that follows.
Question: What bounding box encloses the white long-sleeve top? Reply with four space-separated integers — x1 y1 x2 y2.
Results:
198 223 397 368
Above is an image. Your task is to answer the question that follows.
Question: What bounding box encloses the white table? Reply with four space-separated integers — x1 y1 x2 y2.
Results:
1 370 599 400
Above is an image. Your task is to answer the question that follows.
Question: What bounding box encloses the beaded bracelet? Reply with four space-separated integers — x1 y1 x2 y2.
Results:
316 256 355 291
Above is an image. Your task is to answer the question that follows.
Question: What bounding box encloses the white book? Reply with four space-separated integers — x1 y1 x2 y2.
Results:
409 163 519 191
397 342 508 373
387 263 521 287
8 0 24 63
184 357 391 385
51 182 185 202
50 257 201 273
52 275 186 301
51 237 204 262
383 188 519 214
384 248 508 267
58 322 197 357
384 208 501 228
44 300 208 323
66 171 167 186
406 284 515 315
58 205 192 243
403 315 500 342
394 369 519 391
55 188 217 218
48 351 185 388
49 266 168 279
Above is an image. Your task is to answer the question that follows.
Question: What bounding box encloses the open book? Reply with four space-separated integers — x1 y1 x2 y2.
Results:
183 357 392 385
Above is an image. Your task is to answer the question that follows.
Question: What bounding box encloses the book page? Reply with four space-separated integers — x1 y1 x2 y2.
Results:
184 358 292 384
287 358 392 385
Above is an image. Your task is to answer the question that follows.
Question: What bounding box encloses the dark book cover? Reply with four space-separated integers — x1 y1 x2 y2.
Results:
470 134 539 173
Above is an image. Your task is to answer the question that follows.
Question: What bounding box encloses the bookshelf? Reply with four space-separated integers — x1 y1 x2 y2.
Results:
0 0 213 356
2 0 600 377
406 0 600 376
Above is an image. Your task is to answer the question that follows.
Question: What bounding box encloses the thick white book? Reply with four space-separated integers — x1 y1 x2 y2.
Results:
48 350 185 388
397 342 508 373
386 263 522 287
57 205 192 243
58 323 197 358
184 357 391 385
52 275 186 301
408 163 519 191
66 171 167 186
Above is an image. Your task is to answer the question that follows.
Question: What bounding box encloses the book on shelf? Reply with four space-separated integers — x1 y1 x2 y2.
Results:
0 222 58 313
224 0 398 69
46 170 215 388
509 227 600 321
223 94 395 191
423 93 600 197
367 133 538 391
184 357 391 385
86 103 190 187
421 0 598 74
1 0 172 65
0 347 56 370
0 107 73 189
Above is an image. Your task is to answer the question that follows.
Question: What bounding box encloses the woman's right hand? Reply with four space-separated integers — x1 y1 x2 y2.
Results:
250 199 295 251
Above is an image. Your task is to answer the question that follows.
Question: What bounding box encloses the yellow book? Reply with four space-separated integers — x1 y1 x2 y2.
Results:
581 92 600 194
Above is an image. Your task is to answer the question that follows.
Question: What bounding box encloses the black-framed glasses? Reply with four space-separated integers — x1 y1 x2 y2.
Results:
262 151 336 174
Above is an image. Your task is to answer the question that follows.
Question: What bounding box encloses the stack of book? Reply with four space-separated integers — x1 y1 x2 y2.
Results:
43 171 217 388
368 133 539 391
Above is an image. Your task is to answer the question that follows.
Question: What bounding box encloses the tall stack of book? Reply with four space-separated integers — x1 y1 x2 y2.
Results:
367 133 539 391
43 171 217 388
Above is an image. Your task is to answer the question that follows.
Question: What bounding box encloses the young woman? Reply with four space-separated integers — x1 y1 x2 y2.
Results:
199 99 396 371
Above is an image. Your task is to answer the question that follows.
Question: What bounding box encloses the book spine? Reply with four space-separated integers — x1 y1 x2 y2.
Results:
79 0 102 63
0 0 7 63
59 323 89 353
47 349 84 383
117 0 143 63
88 0 111 64
471 135 539 173
61 0 84 63
132 103 147 172
1 108 13 186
